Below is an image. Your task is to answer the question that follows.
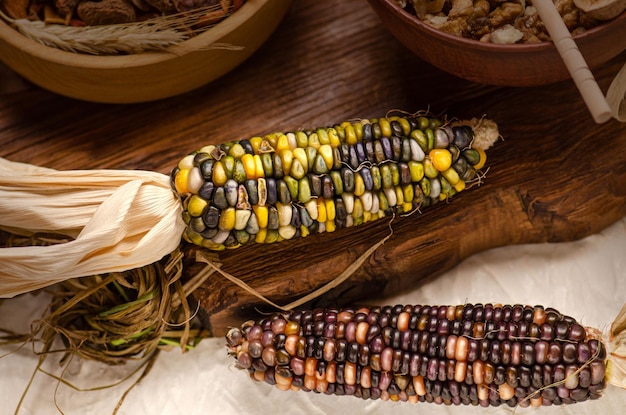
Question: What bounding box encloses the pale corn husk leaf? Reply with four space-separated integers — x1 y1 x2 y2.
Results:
608 302 626 388
1 5 233 55
606 60 626 122
0 157 186 298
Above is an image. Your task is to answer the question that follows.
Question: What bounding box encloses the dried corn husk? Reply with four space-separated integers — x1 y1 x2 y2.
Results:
0 157 185 298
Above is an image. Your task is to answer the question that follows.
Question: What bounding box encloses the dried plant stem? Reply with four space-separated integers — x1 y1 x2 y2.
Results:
196 217 395 312
0 5 234 55
1 229 209 414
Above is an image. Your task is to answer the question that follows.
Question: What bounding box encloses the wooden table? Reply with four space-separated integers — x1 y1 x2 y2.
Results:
2 1 625 335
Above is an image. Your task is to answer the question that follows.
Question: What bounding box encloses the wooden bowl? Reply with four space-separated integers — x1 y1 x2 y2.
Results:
0 0 292 103
367 0 626 86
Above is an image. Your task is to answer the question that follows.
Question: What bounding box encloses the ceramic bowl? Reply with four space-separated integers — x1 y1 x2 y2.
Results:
0 0 292 103
367 0 626 86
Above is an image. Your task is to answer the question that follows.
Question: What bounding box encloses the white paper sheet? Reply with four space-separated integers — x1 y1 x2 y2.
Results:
2 217 625 415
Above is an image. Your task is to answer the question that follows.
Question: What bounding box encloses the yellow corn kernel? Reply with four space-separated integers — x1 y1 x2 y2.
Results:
290 159 305 180
241 153 256 179
423 158 438 179
253 205 269 229
228 143 245 159
474 148 487 170
318 144 334 170
219 207 236 231
397 117 411 136
316 198 327 223
276 134 290 153
184 228 203 246
408 161 425 182
402 183 414 204
187 195 208 217
280 149 293 175
249 136 263 153
442 167 460 186
265 133 279 149
300 225 310 238
454 179 466 192
317 128 330 145
255 228 267 243
325 198 336 221
325 220 336 233
308 132 320 149
254 154 265 178
174 169 190 194
293 147 308 173
295 131 308 148
379 118 391 137
212 161 228 186
327 128 341 148
362 210 372 223
354 173 365 197
429 149 452 172
395 186 404 206
342 122 357 145
353 122 363 141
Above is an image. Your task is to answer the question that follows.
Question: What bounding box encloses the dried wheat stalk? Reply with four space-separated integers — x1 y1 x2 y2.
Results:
1 5 232 55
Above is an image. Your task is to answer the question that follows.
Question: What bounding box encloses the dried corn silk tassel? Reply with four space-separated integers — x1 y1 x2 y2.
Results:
0 111 498 298
226 302 626 407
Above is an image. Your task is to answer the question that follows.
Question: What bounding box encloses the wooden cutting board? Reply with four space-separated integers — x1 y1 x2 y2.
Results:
0 1 624 336
188 103 626 335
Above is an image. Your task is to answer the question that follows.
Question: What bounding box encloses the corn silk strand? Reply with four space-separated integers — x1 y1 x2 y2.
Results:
0 157 186 298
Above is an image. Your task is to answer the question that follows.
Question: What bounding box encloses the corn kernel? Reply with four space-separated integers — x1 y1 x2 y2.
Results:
212 161 228 186
429 149 452 172
379 118 391 138
316 198 327 223
276 134 290 153
308 132 320 149
187 195 207 217
174 168 190 194
474 148 487 170
241 154 256 179
254 155 265 179
253 205 269 229
178 154 195 170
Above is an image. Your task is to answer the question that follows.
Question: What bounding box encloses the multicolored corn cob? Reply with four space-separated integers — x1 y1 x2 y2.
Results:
226 304 607 407
171 113 498 250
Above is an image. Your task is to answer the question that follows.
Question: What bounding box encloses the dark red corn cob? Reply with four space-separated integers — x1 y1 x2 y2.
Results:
225 304 607 407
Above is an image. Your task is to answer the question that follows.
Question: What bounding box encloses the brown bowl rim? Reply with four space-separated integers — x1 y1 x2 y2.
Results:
379 0 626 54
0 0 277 68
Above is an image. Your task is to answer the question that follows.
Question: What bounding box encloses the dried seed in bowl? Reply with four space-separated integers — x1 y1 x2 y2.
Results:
396 0 608 44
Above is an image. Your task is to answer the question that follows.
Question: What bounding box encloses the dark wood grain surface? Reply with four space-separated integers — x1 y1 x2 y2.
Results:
2 1 625 336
